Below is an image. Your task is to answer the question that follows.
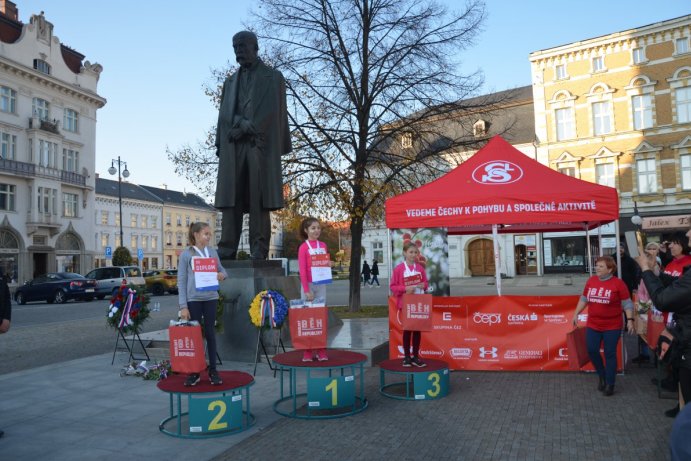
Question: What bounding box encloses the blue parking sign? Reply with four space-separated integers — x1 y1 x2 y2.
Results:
105 246 112 258
137 248 144 260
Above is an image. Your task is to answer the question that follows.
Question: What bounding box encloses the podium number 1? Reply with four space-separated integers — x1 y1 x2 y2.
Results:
208 400 228 431
325 379 338 406
427 372 440 398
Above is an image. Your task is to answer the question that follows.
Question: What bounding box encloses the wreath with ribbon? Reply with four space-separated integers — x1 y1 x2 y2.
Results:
106 283 150 334
249 289 288 328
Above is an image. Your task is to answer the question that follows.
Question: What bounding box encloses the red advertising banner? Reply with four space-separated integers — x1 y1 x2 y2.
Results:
400 294 433 331
388 295 624 371
289 307 328 350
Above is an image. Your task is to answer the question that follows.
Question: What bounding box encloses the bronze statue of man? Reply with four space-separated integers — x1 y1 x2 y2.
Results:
215 31 291 260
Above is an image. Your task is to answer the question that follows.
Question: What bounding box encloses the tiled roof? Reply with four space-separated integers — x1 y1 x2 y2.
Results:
96 178 163 203
140 185 216 211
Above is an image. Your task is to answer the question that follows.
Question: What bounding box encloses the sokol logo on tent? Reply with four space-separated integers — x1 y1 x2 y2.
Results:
472 161 524 185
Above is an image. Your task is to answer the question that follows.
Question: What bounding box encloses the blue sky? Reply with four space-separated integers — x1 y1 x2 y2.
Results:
15 1 691 198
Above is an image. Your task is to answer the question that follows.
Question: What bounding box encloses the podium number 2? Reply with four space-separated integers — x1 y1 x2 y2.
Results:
208 400 228 431
325 379 338 406
427 373 440 398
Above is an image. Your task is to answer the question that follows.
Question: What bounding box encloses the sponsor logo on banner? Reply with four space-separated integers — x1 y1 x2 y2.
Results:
472 161 524 185
435 311 462 331
450 347 472 359
507 312 539 325
478 346 499 359
556 348 568 361
473 312 502 325
420 348 444 358
504 349 543 360
543 314 568 324
442 312 452 321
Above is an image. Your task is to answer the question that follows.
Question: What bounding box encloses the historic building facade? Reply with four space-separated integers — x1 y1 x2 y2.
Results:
0 4 105 285
530 14 691 272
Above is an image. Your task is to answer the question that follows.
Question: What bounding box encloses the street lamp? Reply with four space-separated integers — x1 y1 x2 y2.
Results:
631 201 642 228
108 156 130 248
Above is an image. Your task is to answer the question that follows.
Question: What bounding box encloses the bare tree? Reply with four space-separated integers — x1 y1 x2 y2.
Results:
168 0 518 310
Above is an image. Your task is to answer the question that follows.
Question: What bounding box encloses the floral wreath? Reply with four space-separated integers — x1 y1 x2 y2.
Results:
249 289 288 328
106 283 150 334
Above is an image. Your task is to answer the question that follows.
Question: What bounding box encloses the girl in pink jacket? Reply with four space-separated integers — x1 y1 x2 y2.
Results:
390 242 429 367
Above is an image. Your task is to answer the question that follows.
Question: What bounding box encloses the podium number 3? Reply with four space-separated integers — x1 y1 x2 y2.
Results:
325 379 338 406
208 400 228 431
427 372 440 397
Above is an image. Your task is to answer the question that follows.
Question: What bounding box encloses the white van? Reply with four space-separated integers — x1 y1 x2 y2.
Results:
84 266 146 299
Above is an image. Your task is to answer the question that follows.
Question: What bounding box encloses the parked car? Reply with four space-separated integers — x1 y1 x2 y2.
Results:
14 272 98 305
143 269 178 296
84 266 146 300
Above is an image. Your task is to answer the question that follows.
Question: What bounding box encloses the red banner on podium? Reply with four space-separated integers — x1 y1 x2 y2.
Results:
388 295 624 372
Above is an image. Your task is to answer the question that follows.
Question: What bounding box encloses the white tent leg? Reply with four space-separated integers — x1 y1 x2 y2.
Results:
585 223 593 276
493 224 501 296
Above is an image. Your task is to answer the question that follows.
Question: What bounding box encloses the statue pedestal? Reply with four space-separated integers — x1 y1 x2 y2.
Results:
217 260 342 363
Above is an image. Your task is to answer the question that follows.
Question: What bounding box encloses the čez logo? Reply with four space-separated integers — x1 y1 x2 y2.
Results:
471 160 524 185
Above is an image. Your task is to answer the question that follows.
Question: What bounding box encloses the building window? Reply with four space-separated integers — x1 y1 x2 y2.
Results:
636 158 657 194
115 235 121 247
595 163 615 187
0 86 16 113
676 86 691 123
38 140 58 167
63 108 78 132
37 187 57 214
185 215 190 227
555 64 567 80
141 215 148 228
115 212 120 228
100 234 108 249
176 215 182 226
151 257 159 269
0 184 16 211
141 235 148 250
32 97 50 120
1 132 16 160
63 193 78 217
151 216 158 229
101 211 108 225
555 108 575 141
559 167 576 177
165 213 171 226
166 232 172 246
632 47 646 64
682 154 691 191
632 94 653 130
592 56 605 73
130 235 137 250
401 132 413 149
176 234 183 246
62 149 79 172
676 37 690 55
592 101 612 135
131 214 138 228
33 59 51 74
372 241 383 263
152 236 158 250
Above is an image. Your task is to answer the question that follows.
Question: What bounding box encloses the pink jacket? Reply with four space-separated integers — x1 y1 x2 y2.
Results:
390 262 429 310
298 240 328 293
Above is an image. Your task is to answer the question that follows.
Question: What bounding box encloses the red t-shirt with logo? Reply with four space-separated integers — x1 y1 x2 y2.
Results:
582 275 631 331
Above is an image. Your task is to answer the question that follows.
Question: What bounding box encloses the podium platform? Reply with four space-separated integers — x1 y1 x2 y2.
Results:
157 370 255 438
272 349 368 419
379 358 450 400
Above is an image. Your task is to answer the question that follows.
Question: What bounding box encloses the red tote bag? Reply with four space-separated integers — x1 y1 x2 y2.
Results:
289 307 328 350
647 310 666 352
168 324 207 373
400 294 433 331
566 327 590 370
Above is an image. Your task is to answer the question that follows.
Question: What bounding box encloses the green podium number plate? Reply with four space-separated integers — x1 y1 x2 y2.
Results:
189 394 242 433
413 369 449 400
307 375 356 409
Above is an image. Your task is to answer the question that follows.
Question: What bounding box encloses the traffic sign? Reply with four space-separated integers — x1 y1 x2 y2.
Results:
105 246 112 258
137 248 144 260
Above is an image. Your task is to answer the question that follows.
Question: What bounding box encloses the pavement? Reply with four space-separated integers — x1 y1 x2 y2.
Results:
0 274 679 460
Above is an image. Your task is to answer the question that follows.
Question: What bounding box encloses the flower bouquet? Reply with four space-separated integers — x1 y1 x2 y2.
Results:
106 283 150 334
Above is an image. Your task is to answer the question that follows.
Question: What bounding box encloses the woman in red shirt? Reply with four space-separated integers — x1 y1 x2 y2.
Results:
572 256 635 396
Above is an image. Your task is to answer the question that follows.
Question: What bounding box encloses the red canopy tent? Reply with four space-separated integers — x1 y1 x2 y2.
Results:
385 135 620 292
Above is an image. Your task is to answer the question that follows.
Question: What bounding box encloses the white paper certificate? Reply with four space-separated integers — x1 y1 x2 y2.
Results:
193 257 218 291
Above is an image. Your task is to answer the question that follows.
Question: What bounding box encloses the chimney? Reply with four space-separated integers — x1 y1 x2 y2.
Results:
0 1 18 21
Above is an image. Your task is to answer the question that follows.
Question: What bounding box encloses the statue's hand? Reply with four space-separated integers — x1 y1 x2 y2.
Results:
229 128 243 141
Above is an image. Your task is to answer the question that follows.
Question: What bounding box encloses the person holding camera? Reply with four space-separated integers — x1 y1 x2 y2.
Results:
636 228 691 414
